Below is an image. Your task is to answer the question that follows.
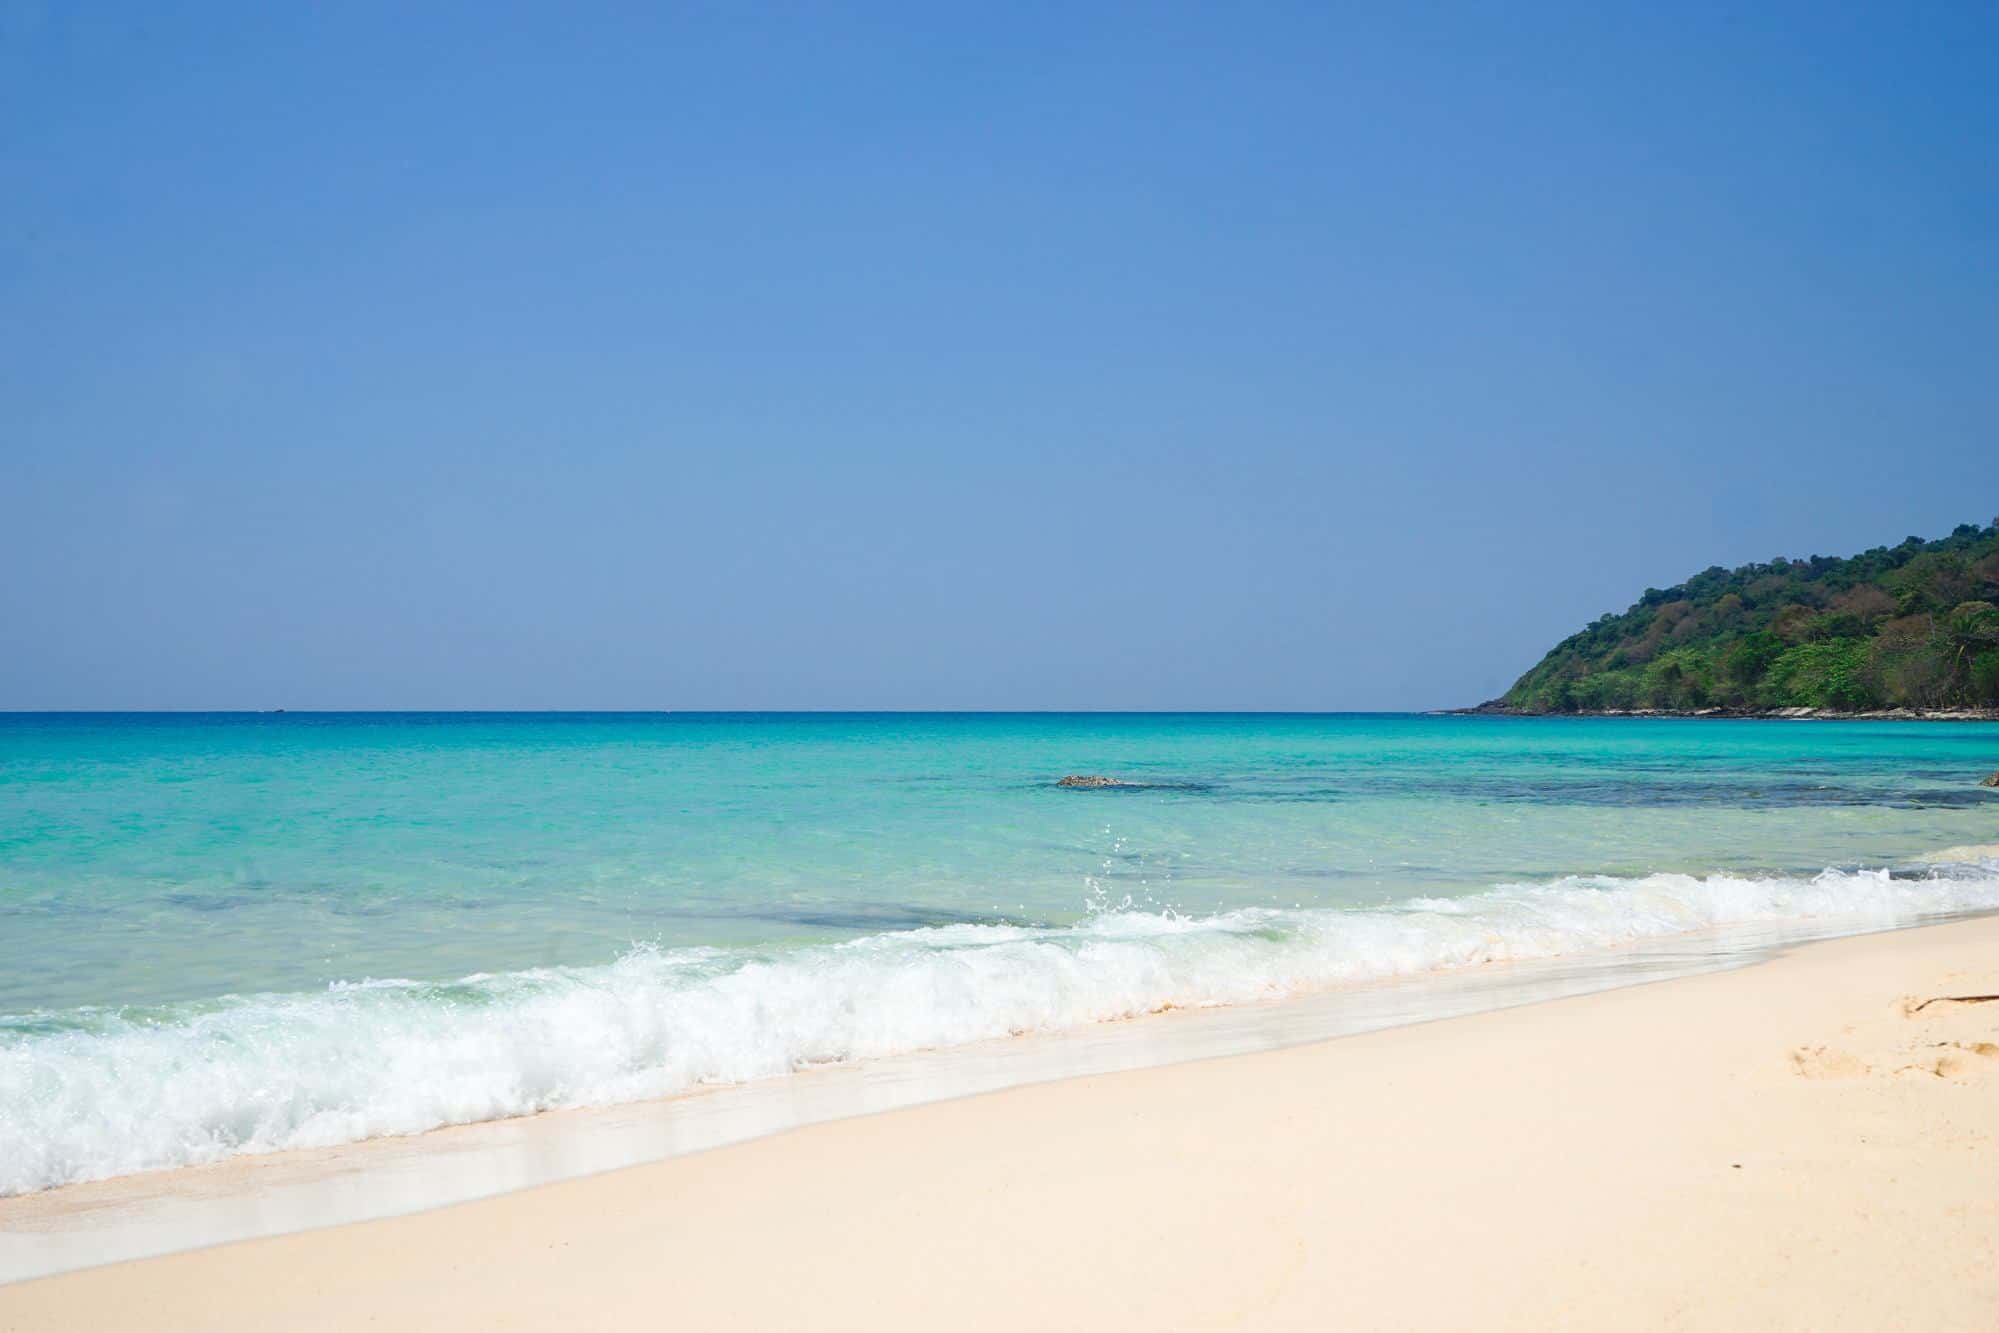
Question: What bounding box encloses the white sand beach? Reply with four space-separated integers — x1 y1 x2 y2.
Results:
4 914 1994 1331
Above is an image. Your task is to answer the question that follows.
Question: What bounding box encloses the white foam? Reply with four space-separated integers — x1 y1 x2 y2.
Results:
3 861 1996 1195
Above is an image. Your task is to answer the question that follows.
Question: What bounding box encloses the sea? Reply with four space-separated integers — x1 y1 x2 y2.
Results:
3 711 1997 1197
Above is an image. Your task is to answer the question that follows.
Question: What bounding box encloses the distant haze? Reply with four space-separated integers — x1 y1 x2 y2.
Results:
3 4 1994 710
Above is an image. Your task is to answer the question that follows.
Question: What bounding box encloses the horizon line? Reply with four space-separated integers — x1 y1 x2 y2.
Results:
0 707 1473 716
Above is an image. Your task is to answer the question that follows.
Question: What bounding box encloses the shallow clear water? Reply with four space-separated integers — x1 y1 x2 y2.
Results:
2 711 1996 1193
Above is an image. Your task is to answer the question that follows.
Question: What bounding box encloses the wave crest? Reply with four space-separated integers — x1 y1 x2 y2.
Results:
4 861 1996 1195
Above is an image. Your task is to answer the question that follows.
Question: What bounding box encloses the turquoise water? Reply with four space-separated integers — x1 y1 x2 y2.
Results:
3 712 1997 1192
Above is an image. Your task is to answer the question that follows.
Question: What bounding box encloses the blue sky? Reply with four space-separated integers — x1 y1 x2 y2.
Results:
3 2 1994 709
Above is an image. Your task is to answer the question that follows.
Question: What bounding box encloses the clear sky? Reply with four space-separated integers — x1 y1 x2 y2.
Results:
3 2 1994 710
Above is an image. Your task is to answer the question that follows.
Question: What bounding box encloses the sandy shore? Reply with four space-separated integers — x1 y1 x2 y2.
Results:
5 917 1997 1331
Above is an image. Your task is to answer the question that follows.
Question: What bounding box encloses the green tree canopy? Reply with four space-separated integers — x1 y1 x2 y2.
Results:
1498 520 1999 713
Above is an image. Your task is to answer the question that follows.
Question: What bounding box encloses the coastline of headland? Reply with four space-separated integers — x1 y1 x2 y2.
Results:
1442 702 1999 721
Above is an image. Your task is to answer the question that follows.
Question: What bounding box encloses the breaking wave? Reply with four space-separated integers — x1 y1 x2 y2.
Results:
4 860 1996 1194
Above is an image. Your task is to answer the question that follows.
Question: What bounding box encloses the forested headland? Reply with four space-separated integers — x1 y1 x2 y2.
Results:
1489 520 1999 715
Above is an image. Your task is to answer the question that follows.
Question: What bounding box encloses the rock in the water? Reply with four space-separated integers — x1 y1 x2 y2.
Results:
1057 775 1134 789
1981 772 1999 787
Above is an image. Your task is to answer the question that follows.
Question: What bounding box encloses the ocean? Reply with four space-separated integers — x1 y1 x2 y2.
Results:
3 711 1997 1196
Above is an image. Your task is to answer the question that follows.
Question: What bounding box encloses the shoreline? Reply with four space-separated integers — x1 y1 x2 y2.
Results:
1442 704 1999 721
4 915 1996 1329
19 858 1999 1208
1 909 1895 1283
